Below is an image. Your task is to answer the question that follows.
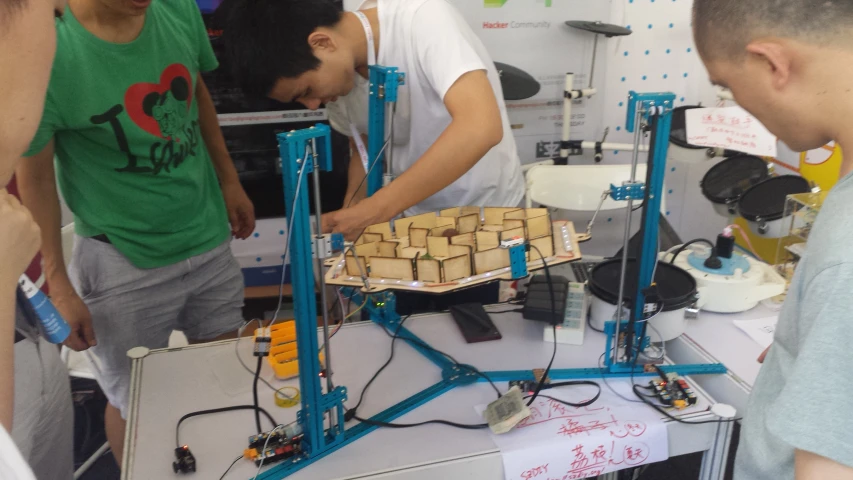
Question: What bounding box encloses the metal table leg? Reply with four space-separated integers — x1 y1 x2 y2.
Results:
699 404 738 480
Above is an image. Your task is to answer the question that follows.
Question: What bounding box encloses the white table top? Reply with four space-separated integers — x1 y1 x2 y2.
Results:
125 311 723 480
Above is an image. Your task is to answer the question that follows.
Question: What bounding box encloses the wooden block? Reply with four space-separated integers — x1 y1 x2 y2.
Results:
448 244 472 258
528 235 555 261
394 212 437 237
480 225 504 233
474 248 510 274
503 219 524 230
416 258 442 283
362 233 384 244
345 256 368 276
369 257 415 281
409 228 429 248
399 247 427 259
378 241 398 258
427 236 450 258
353 242 379 257
450 232 476 248
457 213 479 234
439 207 461 217
526 215 552 240
395 237 410 257
484 207 521 225
443 255 472 282
501 227 525 242
430 225 456 237
526 208 549 218
461 206 482 217
436 217 457 228
504 209 527 220
476 231 500 251
365 222 392 241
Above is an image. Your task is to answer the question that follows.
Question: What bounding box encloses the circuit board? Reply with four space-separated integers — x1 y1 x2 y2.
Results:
649 371 697 410
245 431 303 467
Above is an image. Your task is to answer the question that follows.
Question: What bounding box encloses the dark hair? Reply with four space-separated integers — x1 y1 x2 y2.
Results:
222 0 343 97
693 0 853 60
0 0 28 33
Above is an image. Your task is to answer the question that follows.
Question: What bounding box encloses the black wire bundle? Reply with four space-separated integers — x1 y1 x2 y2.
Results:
253 355 263 434
175 405 277 448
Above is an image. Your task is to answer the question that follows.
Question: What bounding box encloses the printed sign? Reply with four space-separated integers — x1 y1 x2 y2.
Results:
686 106 778 157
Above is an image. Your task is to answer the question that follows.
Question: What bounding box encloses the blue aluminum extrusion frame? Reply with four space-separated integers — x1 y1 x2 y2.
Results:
367 66 405 196
257 89 726 480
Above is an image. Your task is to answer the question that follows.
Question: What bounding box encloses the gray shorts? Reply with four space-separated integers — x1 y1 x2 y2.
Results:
70 236 245 418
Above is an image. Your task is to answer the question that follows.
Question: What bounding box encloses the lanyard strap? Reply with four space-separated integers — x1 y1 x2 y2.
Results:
350 10 376 173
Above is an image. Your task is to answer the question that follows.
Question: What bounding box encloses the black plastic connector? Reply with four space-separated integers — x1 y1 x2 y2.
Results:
173 446 196 474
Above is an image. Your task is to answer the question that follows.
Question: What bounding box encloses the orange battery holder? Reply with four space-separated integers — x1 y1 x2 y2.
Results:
256 321 325 379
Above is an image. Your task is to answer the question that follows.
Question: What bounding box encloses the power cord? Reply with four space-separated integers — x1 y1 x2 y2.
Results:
526 244 558 407
668 238 715 265
253 355 264 434
219 455 243 480
175 405 277 449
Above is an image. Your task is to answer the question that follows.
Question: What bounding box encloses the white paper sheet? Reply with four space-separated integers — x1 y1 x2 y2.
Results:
733 316 778 349
477 387 669 480
685 106 778 157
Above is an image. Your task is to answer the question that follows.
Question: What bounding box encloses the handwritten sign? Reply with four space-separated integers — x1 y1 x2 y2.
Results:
685 106 777 157
733 316 778 349
477 389 668 480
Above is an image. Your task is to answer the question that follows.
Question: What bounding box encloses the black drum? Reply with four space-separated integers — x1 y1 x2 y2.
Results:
588 259 698 340
701 154 770 216
738 175 811 238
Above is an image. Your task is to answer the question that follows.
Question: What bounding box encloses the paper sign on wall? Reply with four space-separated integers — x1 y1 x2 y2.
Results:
477 393 668 480
686 106 778 157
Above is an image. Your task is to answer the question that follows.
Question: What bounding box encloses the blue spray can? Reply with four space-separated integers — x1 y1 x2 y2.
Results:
18 275 71 344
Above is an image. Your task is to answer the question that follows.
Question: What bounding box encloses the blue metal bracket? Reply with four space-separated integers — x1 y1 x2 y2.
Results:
367 65 406 196
259 90 724 479
276 124 345 460
609 182 645 201
508 244 528 279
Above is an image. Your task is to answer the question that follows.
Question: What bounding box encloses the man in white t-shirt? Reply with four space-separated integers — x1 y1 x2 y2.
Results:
223 0 525 239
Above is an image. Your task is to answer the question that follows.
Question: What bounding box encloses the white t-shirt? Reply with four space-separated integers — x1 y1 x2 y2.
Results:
327 0 525 216
0 425 36 480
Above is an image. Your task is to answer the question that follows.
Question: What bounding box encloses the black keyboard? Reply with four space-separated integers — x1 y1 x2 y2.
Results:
571 261 596 283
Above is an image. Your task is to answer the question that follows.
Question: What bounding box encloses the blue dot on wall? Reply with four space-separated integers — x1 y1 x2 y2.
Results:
607 218 613 223
626 25 631 30
642 75 647 80
683 73 689 78
624 51 629 56
666 49 671 54
668 189 673 194
671 167 676 172
253 232 260 238
616 126 621 131
680 96 685 102
666 211 671 216
669 23 674 28
614 151 619 155
645 50 650 55
618 101 624 107
687 47 692 53
279 230 285 235
621 76 626 82
256 257 262 262
648 24 653 29
663 74 668 79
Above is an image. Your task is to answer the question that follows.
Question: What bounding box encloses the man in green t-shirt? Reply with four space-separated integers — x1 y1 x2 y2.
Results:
15 0 255 463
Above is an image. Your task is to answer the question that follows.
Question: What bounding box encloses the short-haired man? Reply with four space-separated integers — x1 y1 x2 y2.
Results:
693 1 853 478
223 0 525 240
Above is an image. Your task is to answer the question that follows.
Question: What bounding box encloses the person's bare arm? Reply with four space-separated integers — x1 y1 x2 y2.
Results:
326 70 502 239
0 190 42 430
796 449 853 480
196 75 255 239
15 142 95 352
343 135 368 208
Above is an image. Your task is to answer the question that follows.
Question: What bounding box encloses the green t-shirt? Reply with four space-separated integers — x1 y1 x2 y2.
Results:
26 0 229 269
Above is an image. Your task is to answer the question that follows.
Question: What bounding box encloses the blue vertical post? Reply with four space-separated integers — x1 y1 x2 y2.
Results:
277 125 342 456
623 92 675 366
367 65 404 196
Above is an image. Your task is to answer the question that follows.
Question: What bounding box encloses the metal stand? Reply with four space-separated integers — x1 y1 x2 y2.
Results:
260 89 727 479
367 66 405 195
